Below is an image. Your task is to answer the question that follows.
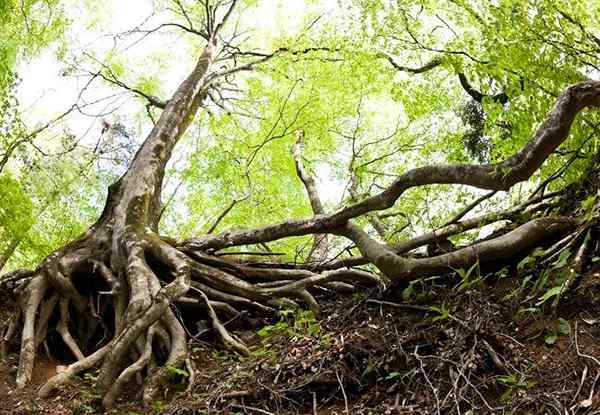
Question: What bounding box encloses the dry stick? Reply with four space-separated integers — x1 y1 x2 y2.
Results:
366 299 431 313
588 371 600 405
229 404 274 415
312 392 318 415
573 229 591 273
439 190 497 228
335 368 349 415
570 365 588 405
414 347 441 415
574 321 600 367
482 339 508 374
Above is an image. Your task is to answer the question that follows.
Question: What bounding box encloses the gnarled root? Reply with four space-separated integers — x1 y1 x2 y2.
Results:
4 227 379 410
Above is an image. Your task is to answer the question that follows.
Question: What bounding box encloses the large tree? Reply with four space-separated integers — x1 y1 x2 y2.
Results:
2 0 600 409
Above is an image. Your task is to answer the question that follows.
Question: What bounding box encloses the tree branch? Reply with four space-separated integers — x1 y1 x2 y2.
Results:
292 130 329 261
182 80 600 251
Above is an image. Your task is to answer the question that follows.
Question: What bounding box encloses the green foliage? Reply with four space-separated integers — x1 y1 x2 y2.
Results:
165 365 190 378
257 308 320 339
453 261 481 291
497 374 536 402
430 305 450 322
81 371 98 382
0 0 67 95
151 400 165 414
257 321 290 337
3 0 600 283
544 318 571 346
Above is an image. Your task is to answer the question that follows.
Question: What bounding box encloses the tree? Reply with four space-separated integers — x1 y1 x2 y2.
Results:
1 0 600 410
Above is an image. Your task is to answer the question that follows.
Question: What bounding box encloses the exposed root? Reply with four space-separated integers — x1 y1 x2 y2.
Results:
16 275 47 388
103 325 155 409
196 288 250 357
1 309 20 358
39 345 110 398
34 294 58 349
56 299 85 361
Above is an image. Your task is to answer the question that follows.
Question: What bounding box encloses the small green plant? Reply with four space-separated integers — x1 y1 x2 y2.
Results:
504 274 533 301
257 308 320 338
581 191 599 221
165 365 189 377
151 400 165 414
535 278 570 307
384 371 402 380
293 310 320 337
452 261 480 291
401 276 439 301
75 403 95 414
497 374 536 402
402 280 418 300
517 247 545 271
544 317 571 345
551 249 571 269
532 269 550 293
82 371 98 382
257 321 289 337
514 307 539 319
430 304 450 322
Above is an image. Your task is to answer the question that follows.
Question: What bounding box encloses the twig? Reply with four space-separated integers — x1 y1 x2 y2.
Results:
335 368 349 415
575 321 600 367
207 197 247 234
482 339 508 374
414 347 441 415
570 365 588 405
440 190 497 227
366 299 431 313
229 404 274 415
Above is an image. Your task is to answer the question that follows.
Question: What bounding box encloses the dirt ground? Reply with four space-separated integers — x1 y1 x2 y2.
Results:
2 261 600 415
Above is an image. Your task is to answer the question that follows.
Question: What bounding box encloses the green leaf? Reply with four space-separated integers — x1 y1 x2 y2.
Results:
551 249 571 269
535 284 565 306
557 318 571 336
544 332 557 345
385 372 402 380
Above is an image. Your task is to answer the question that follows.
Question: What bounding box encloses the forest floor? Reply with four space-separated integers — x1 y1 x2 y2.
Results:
2 259 600 415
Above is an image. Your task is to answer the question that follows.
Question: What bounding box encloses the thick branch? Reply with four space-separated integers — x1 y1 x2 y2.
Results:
457 73 509 104
341 217 576 281
293 130 328 261
383 54 443 74
183 80 600 251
